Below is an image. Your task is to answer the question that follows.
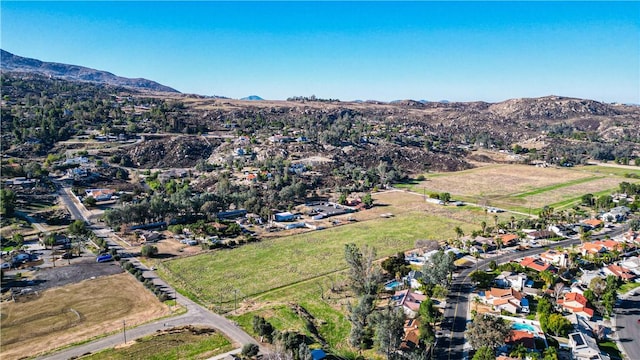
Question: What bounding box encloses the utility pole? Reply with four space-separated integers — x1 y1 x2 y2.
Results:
123 320 127 344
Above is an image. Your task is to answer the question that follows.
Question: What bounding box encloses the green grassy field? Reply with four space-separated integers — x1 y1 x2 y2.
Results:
79 328 233 360
158 211 473 308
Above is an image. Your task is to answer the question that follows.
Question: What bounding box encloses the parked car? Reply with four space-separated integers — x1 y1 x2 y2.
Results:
62 252 73 259
96 254 113 263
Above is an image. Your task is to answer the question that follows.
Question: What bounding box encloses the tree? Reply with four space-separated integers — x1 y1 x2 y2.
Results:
0 189 17 216
421 250 455 287
83 196 97 207
362 193 374 208
12 233 24 248
440 192 451 203
419 297 442 327
472 346 495 360
68 219 87 236
141 244 158 258
371 305 405 358
252 316 275 343
539 270 555 289
465 314 511 350
241 343 260 359
381 252 410 278
509 343 528 359
454 226 464 240
546 313 572 336
344 243 382 296
43 233 56 249
543 347 559 360
347 294 375 349
589 277 607 297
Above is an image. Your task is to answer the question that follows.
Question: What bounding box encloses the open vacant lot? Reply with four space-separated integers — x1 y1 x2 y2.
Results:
406 164 640 212
0 273 170 360
159 209 474 309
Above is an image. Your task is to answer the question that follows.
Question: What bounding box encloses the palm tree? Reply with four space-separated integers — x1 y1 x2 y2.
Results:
540 270 555 289
495 238 504 251
454 226 464 240
480 221 487 235
509 343 528 359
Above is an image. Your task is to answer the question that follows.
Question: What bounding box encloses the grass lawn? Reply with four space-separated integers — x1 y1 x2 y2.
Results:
79 327 233 360
159 211 473 308
231 274 352 350
575 165 640 178
598 340 622 360
618 282 640 295
0 273 170 360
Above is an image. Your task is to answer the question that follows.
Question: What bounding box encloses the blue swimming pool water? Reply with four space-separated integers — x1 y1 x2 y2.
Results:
512 322 536 333
384 280 401 290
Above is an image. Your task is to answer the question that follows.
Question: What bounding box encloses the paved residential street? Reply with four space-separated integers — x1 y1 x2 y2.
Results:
614 290 640 360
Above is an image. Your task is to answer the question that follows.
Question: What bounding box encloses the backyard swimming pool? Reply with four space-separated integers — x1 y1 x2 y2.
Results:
512 322 536 333
384 280 402 291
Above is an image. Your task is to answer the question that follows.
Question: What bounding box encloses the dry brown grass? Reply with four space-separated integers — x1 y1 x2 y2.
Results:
421 164 591 198
0 273 170 360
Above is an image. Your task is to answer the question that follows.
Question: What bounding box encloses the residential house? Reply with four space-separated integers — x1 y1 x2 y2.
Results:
567 314 611 360
526 230 555 241
580 240 623 256
498 233 520 247
582 218 603 228
494 272 528 292
399 318 420 353
140 231 161 243
620 256 640 276
505 330 535 350
85 188 115 202
557 292 595 319
549 224 575 237
393 289 427 318
579 270 606 288
520 257 554 272
482 287 526 314
539 249 568 268
604 264 636 282
403 270 423 289
274 212 296 222
601 206 630 223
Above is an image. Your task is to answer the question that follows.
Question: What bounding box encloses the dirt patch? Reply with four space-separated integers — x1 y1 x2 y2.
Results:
5 256 125 293
0 273 170 360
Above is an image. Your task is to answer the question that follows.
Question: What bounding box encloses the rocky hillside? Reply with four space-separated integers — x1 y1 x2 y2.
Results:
0 49 179 93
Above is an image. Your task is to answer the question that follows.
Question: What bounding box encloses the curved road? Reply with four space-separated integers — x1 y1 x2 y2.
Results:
40 182 262 359
435 224 629 360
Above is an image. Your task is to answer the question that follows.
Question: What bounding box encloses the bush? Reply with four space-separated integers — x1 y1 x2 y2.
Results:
241 343 260 358
141 244 159 258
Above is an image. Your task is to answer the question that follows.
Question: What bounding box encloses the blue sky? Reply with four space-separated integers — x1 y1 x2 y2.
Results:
2 1 639 103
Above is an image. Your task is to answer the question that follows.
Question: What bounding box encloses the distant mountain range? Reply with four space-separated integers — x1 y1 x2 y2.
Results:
0 49 179 93
241 95 264 101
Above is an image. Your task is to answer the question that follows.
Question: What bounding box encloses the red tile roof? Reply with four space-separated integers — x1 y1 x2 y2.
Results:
506 330 535 349
607 264 636 280
520 257 552 272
